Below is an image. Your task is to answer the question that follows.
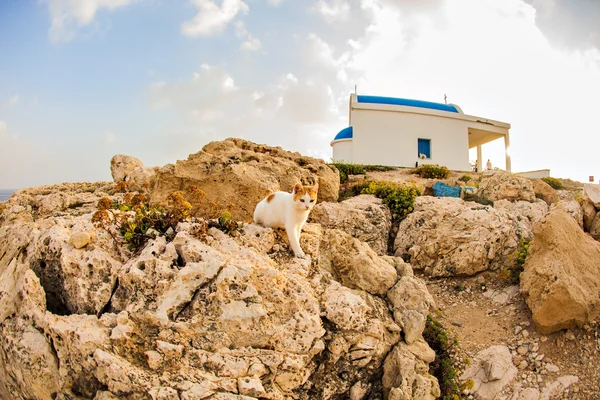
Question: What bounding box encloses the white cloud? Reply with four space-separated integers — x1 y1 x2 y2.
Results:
222 75 238 91
235 21 262 51
45 0 136 43
0 121 6 135
313 0 351 22
241 36 261 51
9 96 19 105
181 0 249 37
147 64 343 161
266 0 285 5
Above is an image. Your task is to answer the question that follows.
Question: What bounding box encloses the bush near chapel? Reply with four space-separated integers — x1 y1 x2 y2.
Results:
411 164 451 179
541 177 564 190
330 163 396 184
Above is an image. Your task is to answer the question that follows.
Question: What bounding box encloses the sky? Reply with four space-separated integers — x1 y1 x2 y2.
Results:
0 0 599 189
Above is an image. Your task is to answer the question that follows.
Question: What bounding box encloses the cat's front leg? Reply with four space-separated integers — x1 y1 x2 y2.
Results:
286 223 305 258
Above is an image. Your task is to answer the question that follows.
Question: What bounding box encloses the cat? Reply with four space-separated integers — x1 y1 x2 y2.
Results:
253 183 319 258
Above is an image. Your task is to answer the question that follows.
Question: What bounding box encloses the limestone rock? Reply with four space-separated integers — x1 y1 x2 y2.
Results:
477 171 536 203
494 199 548 236
532 179 559 205
383 343 440 399
310 194 392 255
319 229 398 295
0 176 442 400
110 154 144 182
150 138 339 221
460 345 517 400
520 207 600 334
394 197 527 277
387 275 435 331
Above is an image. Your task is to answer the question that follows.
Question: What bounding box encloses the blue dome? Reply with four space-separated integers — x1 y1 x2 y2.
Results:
333 126 353 141
357 95 460 113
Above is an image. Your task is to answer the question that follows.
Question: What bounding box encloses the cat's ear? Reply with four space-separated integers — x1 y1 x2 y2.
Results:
293 183 303 194
312 183 319 192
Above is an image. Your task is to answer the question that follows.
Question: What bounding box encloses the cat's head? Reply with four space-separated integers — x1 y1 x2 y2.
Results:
293 183 319 211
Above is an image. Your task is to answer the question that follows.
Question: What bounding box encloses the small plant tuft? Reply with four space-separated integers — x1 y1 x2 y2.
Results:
499 237 532 283
541 177 564 190
209 211 241 236
68 201 85 209
458 175 472 183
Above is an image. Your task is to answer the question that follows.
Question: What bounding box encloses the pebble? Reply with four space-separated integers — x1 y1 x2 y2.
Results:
545 364 560 373
565 331 576 341
452 320 463 327
519 360 529 370
517 345 529 355
515 326 523 335
540 336 548 342
522 329 530 338
536 354 545 361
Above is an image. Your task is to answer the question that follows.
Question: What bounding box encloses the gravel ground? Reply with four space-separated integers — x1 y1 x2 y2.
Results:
423 274 600 399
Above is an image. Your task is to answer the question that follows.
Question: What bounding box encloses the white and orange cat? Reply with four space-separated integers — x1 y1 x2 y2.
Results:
254 183 319 258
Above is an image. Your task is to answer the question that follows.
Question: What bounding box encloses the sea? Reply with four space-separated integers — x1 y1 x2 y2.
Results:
0 189 16 202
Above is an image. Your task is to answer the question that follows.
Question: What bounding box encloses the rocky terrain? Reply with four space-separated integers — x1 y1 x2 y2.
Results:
0 138 599 400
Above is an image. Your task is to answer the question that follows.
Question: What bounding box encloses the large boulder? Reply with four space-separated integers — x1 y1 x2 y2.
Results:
477 171 536 203
520 207 600 334
110 154 143 182
149 138 339 221
110 155 158 192
394 197 530 277
532 179 559 205
310 194 392 255
0 182 438 400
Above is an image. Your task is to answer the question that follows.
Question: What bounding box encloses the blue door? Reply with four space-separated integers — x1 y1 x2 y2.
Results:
418 139 431 158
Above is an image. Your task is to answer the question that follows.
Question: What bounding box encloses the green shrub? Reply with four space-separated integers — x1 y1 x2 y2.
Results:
330 163 396 184
541 177 564 190
411 164 451 179
423 315 463 399
93 192 193 252
361 181 421 221
458 175 472 183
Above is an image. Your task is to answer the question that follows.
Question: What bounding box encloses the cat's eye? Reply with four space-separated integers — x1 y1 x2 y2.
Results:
310 200 314 203
300 199 305 202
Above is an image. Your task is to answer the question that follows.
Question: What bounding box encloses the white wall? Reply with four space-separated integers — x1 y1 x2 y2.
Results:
351 108 472 171
515 170 550 179
331 139 353 163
